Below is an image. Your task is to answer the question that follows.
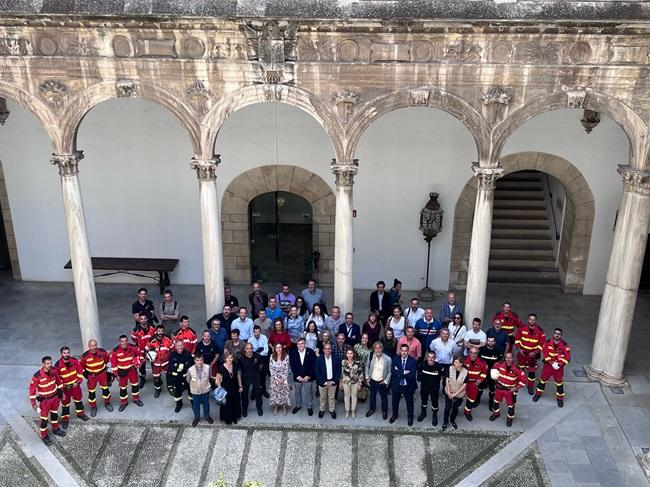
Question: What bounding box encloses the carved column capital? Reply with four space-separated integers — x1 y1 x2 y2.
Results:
618 165 650 196
51 151 84 177
191 155 221 181
471 164 504 190
331 159 359 187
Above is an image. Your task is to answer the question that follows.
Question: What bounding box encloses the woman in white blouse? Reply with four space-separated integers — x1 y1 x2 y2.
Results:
447 312 467 357
386 305 406 339
306 303 328 333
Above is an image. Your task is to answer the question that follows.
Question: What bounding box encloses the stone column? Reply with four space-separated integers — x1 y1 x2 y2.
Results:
331 159 358 314
464 164 503 323
588 165 650 385
51 151 102 347
191 156 225 319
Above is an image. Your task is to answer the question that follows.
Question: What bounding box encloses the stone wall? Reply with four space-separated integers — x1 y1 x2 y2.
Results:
221 165 335 285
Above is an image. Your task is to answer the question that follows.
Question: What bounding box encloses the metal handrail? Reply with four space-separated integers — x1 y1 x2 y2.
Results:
545 173 560 240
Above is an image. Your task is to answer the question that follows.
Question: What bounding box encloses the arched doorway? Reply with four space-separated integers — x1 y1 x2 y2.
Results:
450 152 595 293
249 191 313 283
221 165 336 286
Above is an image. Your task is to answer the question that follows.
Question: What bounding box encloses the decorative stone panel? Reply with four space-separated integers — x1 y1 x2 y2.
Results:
449 152 594 294
221 165 335 285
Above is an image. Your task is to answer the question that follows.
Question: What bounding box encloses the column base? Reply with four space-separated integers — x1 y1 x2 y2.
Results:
417 286 435 303
585 365 627 387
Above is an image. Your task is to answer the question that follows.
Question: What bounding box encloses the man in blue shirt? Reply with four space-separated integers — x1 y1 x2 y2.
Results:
284 305 305 342
208 318 227 357
275 283 296 316
486 318 509 355
415 307 442 356
231 307 254 341
265 297 284 322
301 279 326 313
438 292 464 326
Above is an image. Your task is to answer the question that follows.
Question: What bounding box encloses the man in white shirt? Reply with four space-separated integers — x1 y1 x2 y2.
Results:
404 298 425 327
464 318 487 356
231 307 254 341
248 325 270 398
324 306 344 335
429 328 455 366
316 343 341 419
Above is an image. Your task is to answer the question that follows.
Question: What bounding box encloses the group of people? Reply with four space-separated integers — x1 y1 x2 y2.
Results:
28 281 571 445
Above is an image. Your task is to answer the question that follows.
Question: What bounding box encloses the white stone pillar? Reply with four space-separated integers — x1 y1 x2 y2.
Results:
331 159 358 315
191 156 225 319
51 151 102 347
588 165 650 385
464 164 503 324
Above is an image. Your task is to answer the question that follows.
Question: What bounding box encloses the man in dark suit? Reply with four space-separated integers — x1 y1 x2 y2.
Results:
370 280 392 324
315 343 342 419
390 343 418 426
289 338 316 416
338 313 361 346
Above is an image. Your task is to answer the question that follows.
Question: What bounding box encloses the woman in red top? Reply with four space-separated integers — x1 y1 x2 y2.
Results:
269 319 292 351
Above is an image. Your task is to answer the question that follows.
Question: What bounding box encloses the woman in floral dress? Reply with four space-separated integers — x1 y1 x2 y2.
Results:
269 342 292 415
353 333 372 366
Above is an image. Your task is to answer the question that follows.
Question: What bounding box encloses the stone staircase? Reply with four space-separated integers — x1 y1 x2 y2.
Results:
488 171 560 285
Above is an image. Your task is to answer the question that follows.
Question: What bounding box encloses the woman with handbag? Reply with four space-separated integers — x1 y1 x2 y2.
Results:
215 351 243 425
340 348 364 418
269 343 292 415
443 356 468 430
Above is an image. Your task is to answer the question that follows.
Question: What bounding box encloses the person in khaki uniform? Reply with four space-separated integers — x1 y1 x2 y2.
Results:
186 354 213 427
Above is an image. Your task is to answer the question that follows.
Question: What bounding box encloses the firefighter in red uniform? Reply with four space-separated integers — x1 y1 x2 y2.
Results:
463 346 488 421
145 324 173 398
533 327 571 407
489 351 527 427
110 335 144 411
492 301 522 350
132 313 155 388
173 315 197 355
514 313 546 395
54 346 89 427
80 339 113 416
29 356 66 445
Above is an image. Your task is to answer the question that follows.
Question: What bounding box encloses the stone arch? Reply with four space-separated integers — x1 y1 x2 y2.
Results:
345 88 490 162
492 91 647 169
202 84 344 161
449 152 595 293
221 164 336 285
58 81 202 154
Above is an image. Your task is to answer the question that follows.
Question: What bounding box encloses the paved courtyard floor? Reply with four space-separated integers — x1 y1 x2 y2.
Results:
0 277 649 486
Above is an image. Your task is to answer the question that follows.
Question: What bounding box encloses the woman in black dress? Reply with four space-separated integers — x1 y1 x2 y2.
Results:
215 351 243 425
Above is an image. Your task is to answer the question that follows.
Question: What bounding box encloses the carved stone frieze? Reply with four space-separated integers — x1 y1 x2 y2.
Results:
298 38 334 62
472 164 504 190
514 42 558 64
410 88 431 106
209 37 245 60
333 90 359 122
0 35 31 55
331 159 359 187
39 80 67 108
244 20 298 84
261 84 285 102
51 151 84 177
190 156 221 181
618 165 650 197
116 79 137 97
444 42 481 62
186 80 211 115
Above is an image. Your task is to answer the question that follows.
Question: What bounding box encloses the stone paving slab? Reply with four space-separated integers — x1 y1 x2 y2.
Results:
482 447 549 487
0 428 51 487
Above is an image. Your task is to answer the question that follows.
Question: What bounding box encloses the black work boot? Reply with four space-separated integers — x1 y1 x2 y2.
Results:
431 410 438 426
175 400 183 413
416 407 427 422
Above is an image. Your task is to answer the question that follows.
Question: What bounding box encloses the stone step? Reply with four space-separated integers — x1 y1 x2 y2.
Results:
500 172 542 181
491 238 554 250
493 200 547 209
494 190 545 200
489 260 557 272
488 270 560 284
496 181 544 190
492 228 552 238
493 209 548 219
490 248 555 258
492 219 551 230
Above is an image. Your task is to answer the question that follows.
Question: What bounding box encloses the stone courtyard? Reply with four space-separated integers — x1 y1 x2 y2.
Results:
0 278 648 486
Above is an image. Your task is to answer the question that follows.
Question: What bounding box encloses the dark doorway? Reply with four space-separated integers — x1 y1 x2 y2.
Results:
640 235 650 291
0 200 10 272
249 191 313 284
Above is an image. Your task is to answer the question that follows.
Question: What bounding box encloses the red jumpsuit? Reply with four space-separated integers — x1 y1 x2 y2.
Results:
80 348 112 407
145 336 173 392
110 344 142 405
173 327 198 354
463 356 487 415
514 324 546 388
54 357 85 422
536 338 571 400
29 368 63 439
492 310 522 340
492 361 526 420
132 324 155 380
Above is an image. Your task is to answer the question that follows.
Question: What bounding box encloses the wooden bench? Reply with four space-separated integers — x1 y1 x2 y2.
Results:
64 257 179 294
